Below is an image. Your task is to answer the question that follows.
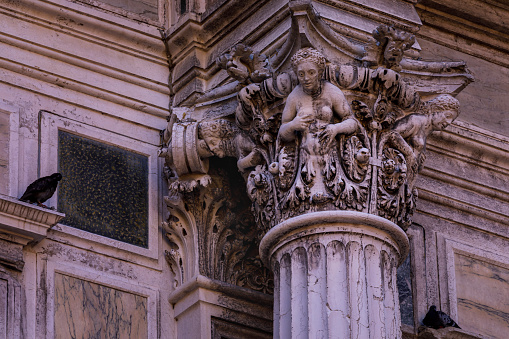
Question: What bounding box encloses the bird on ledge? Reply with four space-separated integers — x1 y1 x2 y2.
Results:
423 305 461 329
19 173 62 209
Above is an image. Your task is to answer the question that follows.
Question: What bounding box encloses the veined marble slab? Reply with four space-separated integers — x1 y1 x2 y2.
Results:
54 273 148 339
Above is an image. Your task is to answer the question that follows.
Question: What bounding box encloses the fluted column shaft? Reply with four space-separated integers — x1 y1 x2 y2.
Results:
260 211 409 339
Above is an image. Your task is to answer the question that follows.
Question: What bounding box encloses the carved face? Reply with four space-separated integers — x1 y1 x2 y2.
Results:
297 61 321 94
432 109 457 130
205 136 226 157
384 39 404 67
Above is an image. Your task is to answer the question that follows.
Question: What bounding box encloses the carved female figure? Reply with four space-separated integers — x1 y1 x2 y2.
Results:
387 94 459 187
278 48 359 203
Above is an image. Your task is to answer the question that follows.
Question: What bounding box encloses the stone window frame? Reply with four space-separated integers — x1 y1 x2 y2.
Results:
0 101 20 197
438 234 509 324
39 110 160 261
44 260 158 338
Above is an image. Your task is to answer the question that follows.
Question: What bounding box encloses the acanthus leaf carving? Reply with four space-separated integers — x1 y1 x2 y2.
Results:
162 16 469 291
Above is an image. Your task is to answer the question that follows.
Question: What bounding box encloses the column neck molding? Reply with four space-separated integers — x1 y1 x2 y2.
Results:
260 210 409 267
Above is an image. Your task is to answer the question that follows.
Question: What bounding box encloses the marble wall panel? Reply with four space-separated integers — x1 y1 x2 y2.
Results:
454 253 509 338
0 277 6 339
54 273 148 339
397 253 414 326
0 271 22 339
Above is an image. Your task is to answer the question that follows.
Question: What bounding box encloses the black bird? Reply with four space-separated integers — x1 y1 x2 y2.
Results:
19 173 62 208
423 305 461 329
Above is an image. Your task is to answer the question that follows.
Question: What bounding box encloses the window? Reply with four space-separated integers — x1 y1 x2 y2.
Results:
58 131 149 247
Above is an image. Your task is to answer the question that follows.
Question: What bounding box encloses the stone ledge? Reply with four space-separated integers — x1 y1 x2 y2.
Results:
168 274 273 338
0 193 65 246
168 274 273 309
417 326 483 339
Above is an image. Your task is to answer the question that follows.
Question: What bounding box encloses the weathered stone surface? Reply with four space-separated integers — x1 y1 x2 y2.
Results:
454 254 509 338
417 326 482 339
0 0 508 338
77 0 158 21
54 273 148 339
398 253 415 326
0 269 23 339
0 112 8 196
161 4 472 337
263 211 408 338
417 39 509 136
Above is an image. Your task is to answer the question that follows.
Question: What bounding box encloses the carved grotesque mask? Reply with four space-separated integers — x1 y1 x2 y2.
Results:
384 39 404 68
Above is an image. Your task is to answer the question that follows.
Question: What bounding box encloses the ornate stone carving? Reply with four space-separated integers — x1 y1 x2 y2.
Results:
162 159 273 293
362 24 416 71
161 18 470 312
162 24 462 232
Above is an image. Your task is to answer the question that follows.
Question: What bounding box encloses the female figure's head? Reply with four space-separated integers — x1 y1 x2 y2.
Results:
291 48 326 95
424 94 460 130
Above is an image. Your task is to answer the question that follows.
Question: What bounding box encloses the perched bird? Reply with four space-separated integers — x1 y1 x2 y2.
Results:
19 173 62 208
423 305 461 329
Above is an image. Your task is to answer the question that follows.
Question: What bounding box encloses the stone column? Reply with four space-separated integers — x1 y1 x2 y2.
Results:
260 211 409 339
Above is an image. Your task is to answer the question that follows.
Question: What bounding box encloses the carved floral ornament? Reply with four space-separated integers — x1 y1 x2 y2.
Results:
162 24 464 231
160 20 470 291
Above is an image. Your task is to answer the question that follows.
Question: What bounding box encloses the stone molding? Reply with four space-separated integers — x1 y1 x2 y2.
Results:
260 210 409 266
0 0 168 118
0 269 23 338
416 0 509 68
168 274 273 307
168 274 273 339
417 326 483 339
0 193 65 246
0 194 64 272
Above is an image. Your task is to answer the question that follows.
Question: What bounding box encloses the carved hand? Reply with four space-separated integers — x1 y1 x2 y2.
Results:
291 112 313 132
319 124 340 150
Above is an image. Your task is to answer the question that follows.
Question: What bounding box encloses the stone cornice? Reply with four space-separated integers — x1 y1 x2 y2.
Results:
418 0 509 36
0 0 165 54
168 274 273 306
429 121 509 175
0 194 65 245
416 0 509 68
415 122 509 237
0 0 169 117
